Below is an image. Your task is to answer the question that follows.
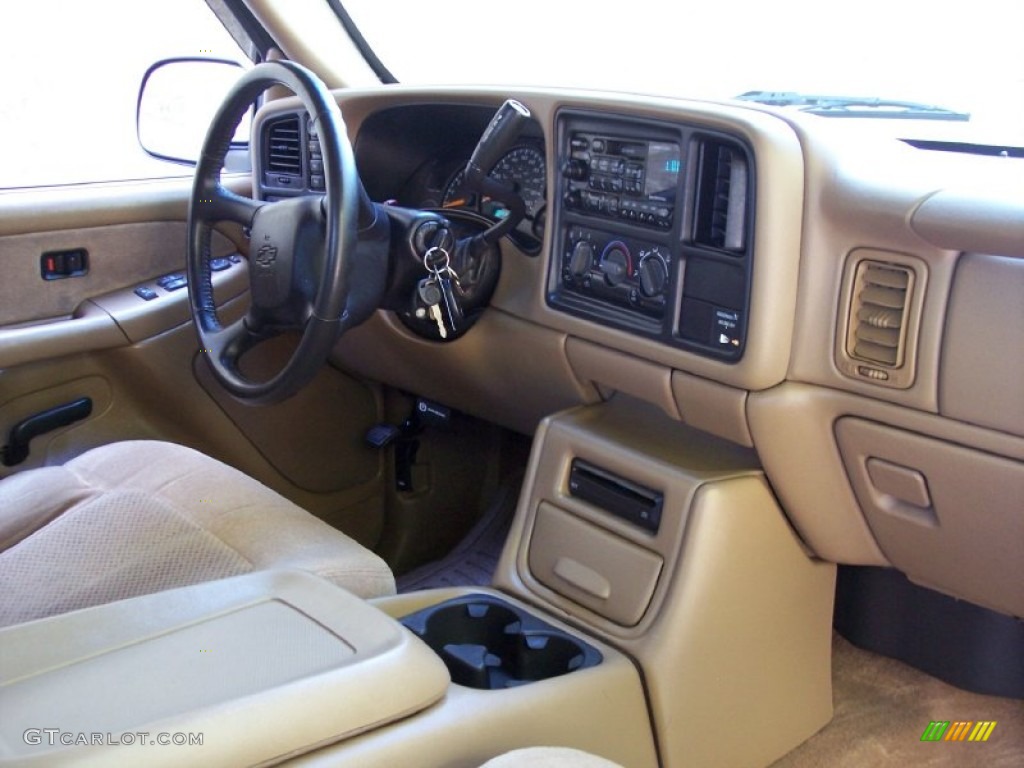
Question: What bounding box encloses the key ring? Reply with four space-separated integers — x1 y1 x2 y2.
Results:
423 246 450 275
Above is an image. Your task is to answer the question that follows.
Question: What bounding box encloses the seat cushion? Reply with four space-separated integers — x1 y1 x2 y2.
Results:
0 441 395 627
481 748 624 768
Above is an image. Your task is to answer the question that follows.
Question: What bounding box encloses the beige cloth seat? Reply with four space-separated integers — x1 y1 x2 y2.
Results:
0 440 395 628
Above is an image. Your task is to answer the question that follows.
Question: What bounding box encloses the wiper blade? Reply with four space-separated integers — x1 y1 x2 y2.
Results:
736 91 970 121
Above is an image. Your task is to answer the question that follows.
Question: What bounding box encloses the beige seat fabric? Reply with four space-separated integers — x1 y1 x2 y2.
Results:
481 748 624 768
0 440 395 628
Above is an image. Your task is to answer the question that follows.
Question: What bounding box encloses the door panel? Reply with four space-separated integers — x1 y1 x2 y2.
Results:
0 221 212 326
0 180 387 546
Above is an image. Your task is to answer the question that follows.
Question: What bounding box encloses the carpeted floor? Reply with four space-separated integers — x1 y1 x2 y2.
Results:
396 473 521 593
772 633 1024 767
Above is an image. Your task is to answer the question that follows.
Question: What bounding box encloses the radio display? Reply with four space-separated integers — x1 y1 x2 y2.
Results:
644 142 681 201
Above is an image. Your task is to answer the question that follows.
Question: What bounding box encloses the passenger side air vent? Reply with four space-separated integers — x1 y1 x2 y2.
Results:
849 262 912 366
265 116 302 174
693 139 748 252
837 252 923 389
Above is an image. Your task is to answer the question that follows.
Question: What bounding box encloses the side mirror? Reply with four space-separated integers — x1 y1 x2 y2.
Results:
137 57 252 170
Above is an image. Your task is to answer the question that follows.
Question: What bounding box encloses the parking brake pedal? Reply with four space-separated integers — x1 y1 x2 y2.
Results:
364 398 454 492
365 423 402 449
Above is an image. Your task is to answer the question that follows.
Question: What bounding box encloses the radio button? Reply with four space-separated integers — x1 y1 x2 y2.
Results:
563 158 589 181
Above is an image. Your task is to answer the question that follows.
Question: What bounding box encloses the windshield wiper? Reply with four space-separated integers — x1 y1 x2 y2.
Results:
736 91 971 121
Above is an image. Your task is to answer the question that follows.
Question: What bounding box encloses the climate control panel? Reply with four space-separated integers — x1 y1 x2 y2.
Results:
560 226 670 319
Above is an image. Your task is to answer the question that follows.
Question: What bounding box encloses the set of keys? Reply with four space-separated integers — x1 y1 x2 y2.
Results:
416 246 463 339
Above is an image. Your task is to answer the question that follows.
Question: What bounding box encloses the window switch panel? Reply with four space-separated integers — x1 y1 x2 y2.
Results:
41 249 89 280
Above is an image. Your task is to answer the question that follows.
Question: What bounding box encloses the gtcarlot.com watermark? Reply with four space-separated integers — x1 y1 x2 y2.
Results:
24 729 203 747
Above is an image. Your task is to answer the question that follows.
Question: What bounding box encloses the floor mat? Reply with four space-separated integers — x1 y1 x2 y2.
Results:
772 633 1024 767
396 473 521 593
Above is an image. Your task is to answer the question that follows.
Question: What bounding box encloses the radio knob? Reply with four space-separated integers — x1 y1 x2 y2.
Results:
601 243 631 287
562 158 589 182
638 253 669 297
569 240 594 277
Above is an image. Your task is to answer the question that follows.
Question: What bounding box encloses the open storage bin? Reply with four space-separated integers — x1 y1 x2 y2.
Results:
400 594 602 689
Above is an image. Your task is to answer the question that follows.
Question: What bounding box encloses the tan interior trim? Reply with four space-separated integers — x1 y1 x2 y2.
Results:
565 338 681 420
0 302 127 369
495 400 835 768
671 370 752 446
836 417 1024 617
938 252 1024 437
0 570 449 767
529 502 663 626
911 184 1024 258
242 0 381 88
332 309 599 435
0 175 250 238
748 380 1024 566
0 222 233 327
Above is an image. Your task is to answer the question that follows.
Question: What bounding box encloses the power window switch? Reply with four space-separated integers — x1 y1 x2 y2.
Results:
134 286 158 301
210 257 231 271
64 251 85 273
156 273 185 289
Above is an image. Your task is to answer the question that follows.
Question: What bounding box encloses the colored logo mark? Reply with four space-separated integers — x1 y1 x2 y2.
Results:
921 721 997 742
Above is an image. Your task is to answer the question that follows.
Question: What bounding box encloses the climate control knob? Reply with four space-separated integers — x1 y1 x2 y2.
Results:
568 240 594 277
638 251 669 297
600 242 631 287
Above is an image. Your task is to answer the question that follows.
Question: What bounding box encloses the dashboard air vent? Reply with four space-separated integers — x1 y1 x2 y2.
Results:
847 261 914 368
693 139 748 252
265 117 302 174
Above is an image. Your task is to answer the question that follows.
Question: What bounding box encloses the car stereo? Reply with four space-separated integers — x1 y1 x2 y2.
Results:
562 132 681 231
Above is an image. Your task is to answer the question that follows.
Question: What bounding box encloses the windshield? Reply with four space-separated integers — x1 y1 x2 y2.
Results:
340 0 1024 148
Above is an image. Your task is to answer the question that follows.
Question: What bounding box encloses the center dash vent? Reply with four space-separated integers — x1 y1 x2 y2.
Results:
693 139 748 252
838 254 922 389
265 116 302 174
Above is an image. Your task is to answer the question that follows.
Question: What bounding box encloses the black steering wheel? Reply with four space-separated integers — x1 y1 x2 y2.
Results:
187 61 376 405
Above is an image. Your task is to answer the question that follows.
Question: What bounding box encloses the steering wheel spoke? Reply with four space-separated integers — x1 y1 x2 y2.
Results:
197 185 263 227
204 315 258 364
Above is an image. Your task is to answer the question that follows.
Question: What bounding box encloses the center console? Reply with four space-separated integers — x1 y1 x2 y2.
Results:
494 397 838 768
548 110 756 361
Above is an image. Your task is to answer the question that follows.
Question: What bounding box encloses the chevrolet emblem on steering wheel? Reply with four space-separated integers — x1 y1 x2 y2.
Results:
255 244 278 268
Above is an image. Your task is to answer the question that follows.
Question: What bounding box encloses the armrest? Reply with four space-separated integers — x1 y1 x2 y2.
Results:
0 570 449 767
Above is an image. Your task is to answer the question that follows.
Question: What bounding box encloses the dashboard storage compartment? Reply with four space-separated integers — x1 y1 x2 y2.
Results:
835 417 1024 617
528 502 663 626
400 594 602 689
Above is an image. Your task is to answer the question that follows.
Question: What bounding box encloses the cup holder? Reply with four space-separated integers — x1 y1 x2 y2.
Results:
400 595 602 690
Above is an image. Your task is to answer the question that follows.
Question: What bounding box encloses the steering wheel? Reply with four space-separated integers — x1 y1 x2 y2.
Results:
187 61 369 405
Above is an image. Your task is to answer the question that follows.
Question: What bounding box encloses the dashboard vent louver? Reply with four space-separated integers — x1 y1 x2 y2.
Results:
265 117 302 174
694 140 748 252
847 261 913 367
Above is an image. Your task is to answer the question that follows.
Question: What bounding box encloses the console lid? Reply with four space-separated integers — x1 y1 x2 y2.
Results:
0 570 449 767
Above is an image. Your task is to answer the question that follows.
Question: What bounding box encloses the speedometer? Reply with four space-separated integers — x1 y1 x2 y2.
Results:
487 146 546 218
